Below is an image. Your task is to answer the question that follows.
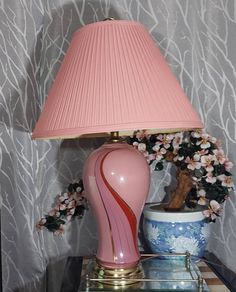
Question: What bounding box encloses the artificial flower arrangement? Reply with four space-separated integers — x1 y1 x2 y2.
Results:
37 129 233 233
36 181 87 234
127 129 233 222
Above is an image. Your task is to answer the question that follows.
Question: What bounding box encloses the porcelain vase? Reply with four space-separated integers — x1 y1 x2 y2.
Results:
143 204 211 260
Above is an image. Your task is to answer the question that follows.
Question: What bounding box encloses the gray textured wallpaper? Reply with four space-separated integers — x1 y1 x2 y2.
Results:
1 1 236 291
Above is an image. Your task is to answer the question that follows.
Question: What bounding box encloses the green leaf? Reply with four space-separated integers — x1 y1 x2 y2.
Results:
155 162 163 171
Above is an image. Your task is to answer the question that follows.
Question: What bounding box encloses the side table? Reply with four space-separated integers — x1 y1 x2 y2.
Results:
60 254 233 292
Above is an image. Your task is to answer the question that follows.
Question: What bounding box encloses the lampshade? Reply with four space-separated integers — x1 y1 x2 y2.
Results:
32 20 203 139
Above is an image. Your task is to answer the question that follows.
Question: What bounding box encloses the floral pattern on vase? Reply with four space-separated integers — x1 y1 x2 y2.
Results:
143 206 211 259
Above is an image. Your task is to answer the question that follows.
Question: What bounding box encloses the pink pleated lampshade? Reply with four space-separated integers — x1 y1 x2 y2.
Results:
32 20 203 139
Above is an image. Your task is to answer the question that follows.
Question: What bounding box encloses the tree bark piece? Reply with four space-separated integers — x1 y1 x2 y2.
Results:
165 169 193 211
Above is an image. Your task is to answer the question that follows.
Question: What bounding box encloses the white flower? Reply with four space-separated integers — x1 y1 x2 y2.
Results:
138 143 146 152
174 155 184 162
193 153 201 161
145 225 160 242
167 236 199 255
152 144 160 152
76 186 82 193
198 189 206 197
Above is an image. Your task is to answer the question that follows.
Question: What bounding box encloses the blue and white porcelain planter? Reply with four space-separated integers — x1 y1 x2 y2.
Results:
143 204 210 260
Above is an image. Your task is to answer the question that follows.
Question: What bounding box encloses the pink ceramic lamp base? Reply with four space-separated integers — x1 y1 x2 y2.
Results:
83 142 150 269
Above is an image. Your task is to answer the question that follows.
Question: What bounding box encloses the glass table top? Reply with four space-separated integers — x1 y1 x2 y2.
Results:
78 253 209 291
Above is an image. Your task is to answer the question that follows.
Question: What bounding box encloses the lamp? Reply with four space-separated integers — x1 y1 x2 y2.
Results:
33 20 203 285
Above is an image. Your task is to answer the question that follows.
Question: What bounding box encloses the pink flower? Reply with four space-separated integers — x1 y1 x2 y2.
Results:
142 151 150 159
224 160 233 172
218 175 234 188
48 209 56 216
185 157 201 170
59 204 67 211
172 133 183 152
196 149 209 156
67 200 76 209
213 149 226 164
209 136 217 144
68 208 75 215
196 134 211 149
146 153 156 163
55 212 60 217
196 190 208 205
206 172 217 184
201 155 215 172
66 215 73 222
156 134 174 149
133 142 148 158
154 148 167 162
36 218 47 230
203 200 221 220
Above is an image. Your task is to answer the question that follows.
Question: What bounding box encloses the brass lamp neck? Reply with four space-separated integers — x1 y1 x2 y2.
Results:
107 131 121 143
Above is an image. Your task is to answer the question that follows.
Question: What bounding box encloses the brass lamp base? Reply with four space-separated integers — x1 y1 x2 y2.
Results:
89 261 143 289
